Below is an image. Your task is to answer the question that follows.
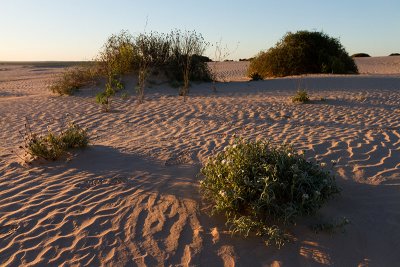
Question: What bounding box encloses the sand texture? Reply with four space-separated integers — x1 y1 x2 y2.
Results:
0 58 400 266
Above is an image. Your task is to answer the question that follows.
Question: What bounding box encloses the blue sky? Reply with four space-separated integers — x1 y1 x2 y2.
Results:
1 0 399 61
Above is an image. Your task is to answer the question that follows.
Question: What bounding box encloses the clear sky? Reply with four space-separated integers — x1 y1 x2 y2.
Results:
1 0 399 61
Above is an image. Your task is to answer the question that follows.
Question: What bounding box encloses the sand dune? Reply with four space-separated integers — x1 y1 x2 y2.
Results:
0 59 400 266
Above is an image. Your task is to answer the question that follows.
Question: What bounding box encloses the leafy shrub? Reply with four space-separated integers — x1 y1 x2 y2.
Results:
249 72 263 81
389 53 400 56
200 138 340 247
248 31 358 78
96 78 123 112
292 89 310 103
97 30 136 78
165 53 212 84
351 53 371 58
50 67 97 95
21 121 89 161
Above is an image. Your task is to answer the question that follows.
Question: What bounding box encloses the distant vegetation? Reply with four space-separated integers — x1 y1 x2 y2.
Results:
351 53 371 58
50 29 212 104
389 53 400 56
248 31 358 78
50 66 99 95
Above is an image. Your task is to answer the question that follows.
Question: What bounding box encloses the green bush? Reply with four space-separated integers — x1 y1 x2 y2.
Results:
292 89 310 103
200 138 340 247
389 53 400 56
248 31 358 78
351 53 371 58
50 67 98 95
97 30 136 78
21 121 89 161
165 54 212 83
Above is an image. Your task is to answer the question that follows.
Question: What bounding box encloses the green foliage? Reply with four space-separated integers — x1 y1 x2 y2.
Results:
21 121 89 161
249 72 263 81
389 53 400 56
200 138 340 247
351 53 371 58
169 29 210 97
248 31 358 78
50 67 97 95
165 53 212 84
292 89 310 103
97 30 136 78
96 78 122 112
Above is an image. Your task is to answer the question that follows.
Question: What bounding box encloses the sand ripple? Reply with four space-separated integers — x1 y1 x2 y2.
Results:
1 64 400 266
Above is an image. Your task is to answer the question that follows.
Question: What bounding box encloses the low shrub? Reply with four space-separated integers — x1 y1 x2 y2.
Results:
248 31 358 78
200 138 339 247
50 67 98 95
249 72 263 81
389 53 400 56
351 53 371 58
21 120 89 161
292 89 310 103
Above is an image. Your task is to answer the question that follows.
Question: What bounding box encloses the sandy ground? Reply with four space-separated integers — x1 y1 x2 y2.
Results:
0 57 400 266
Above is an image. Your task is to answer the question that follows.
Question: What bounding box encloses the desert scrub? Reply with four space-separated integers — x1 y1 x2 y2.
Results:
249 72 263 81
21 121 89 161
248 30 358 77
50 67 97 95
200 138 340 247
292 89 310 103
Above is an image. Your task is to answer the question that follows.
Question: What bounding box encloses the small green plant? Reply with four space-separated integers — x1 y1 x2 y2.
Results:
249 72 263 81
20 120 89 161
292 89 310 103
96 77 123 111
50 67 97 95
200 138 340 247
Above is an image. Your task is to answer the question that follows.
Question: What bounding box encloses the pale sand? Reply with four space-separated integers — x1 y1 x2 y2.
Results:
0 58 400 266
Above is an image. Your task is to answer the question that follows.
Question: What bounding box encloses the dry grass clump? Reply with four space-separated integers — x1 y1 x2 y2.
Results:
20 120 89 161
292 89 310 103
50 67 98 95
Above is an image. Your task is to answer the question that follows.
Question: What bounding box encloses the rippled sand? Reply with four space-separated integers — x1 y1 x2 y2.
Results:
0 58 399 266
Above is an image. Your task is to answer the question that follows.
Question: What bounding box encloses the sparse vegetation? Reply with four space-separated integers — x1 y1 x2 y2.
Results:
200 138 340 247
292 89 310 103
351 53 371 58
50 67 98 95
249 72 263 81
248 31 358 78
169 30 210 99
50 29 212 102
135 31 171 103
96 78 124 112
20 120 89 161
